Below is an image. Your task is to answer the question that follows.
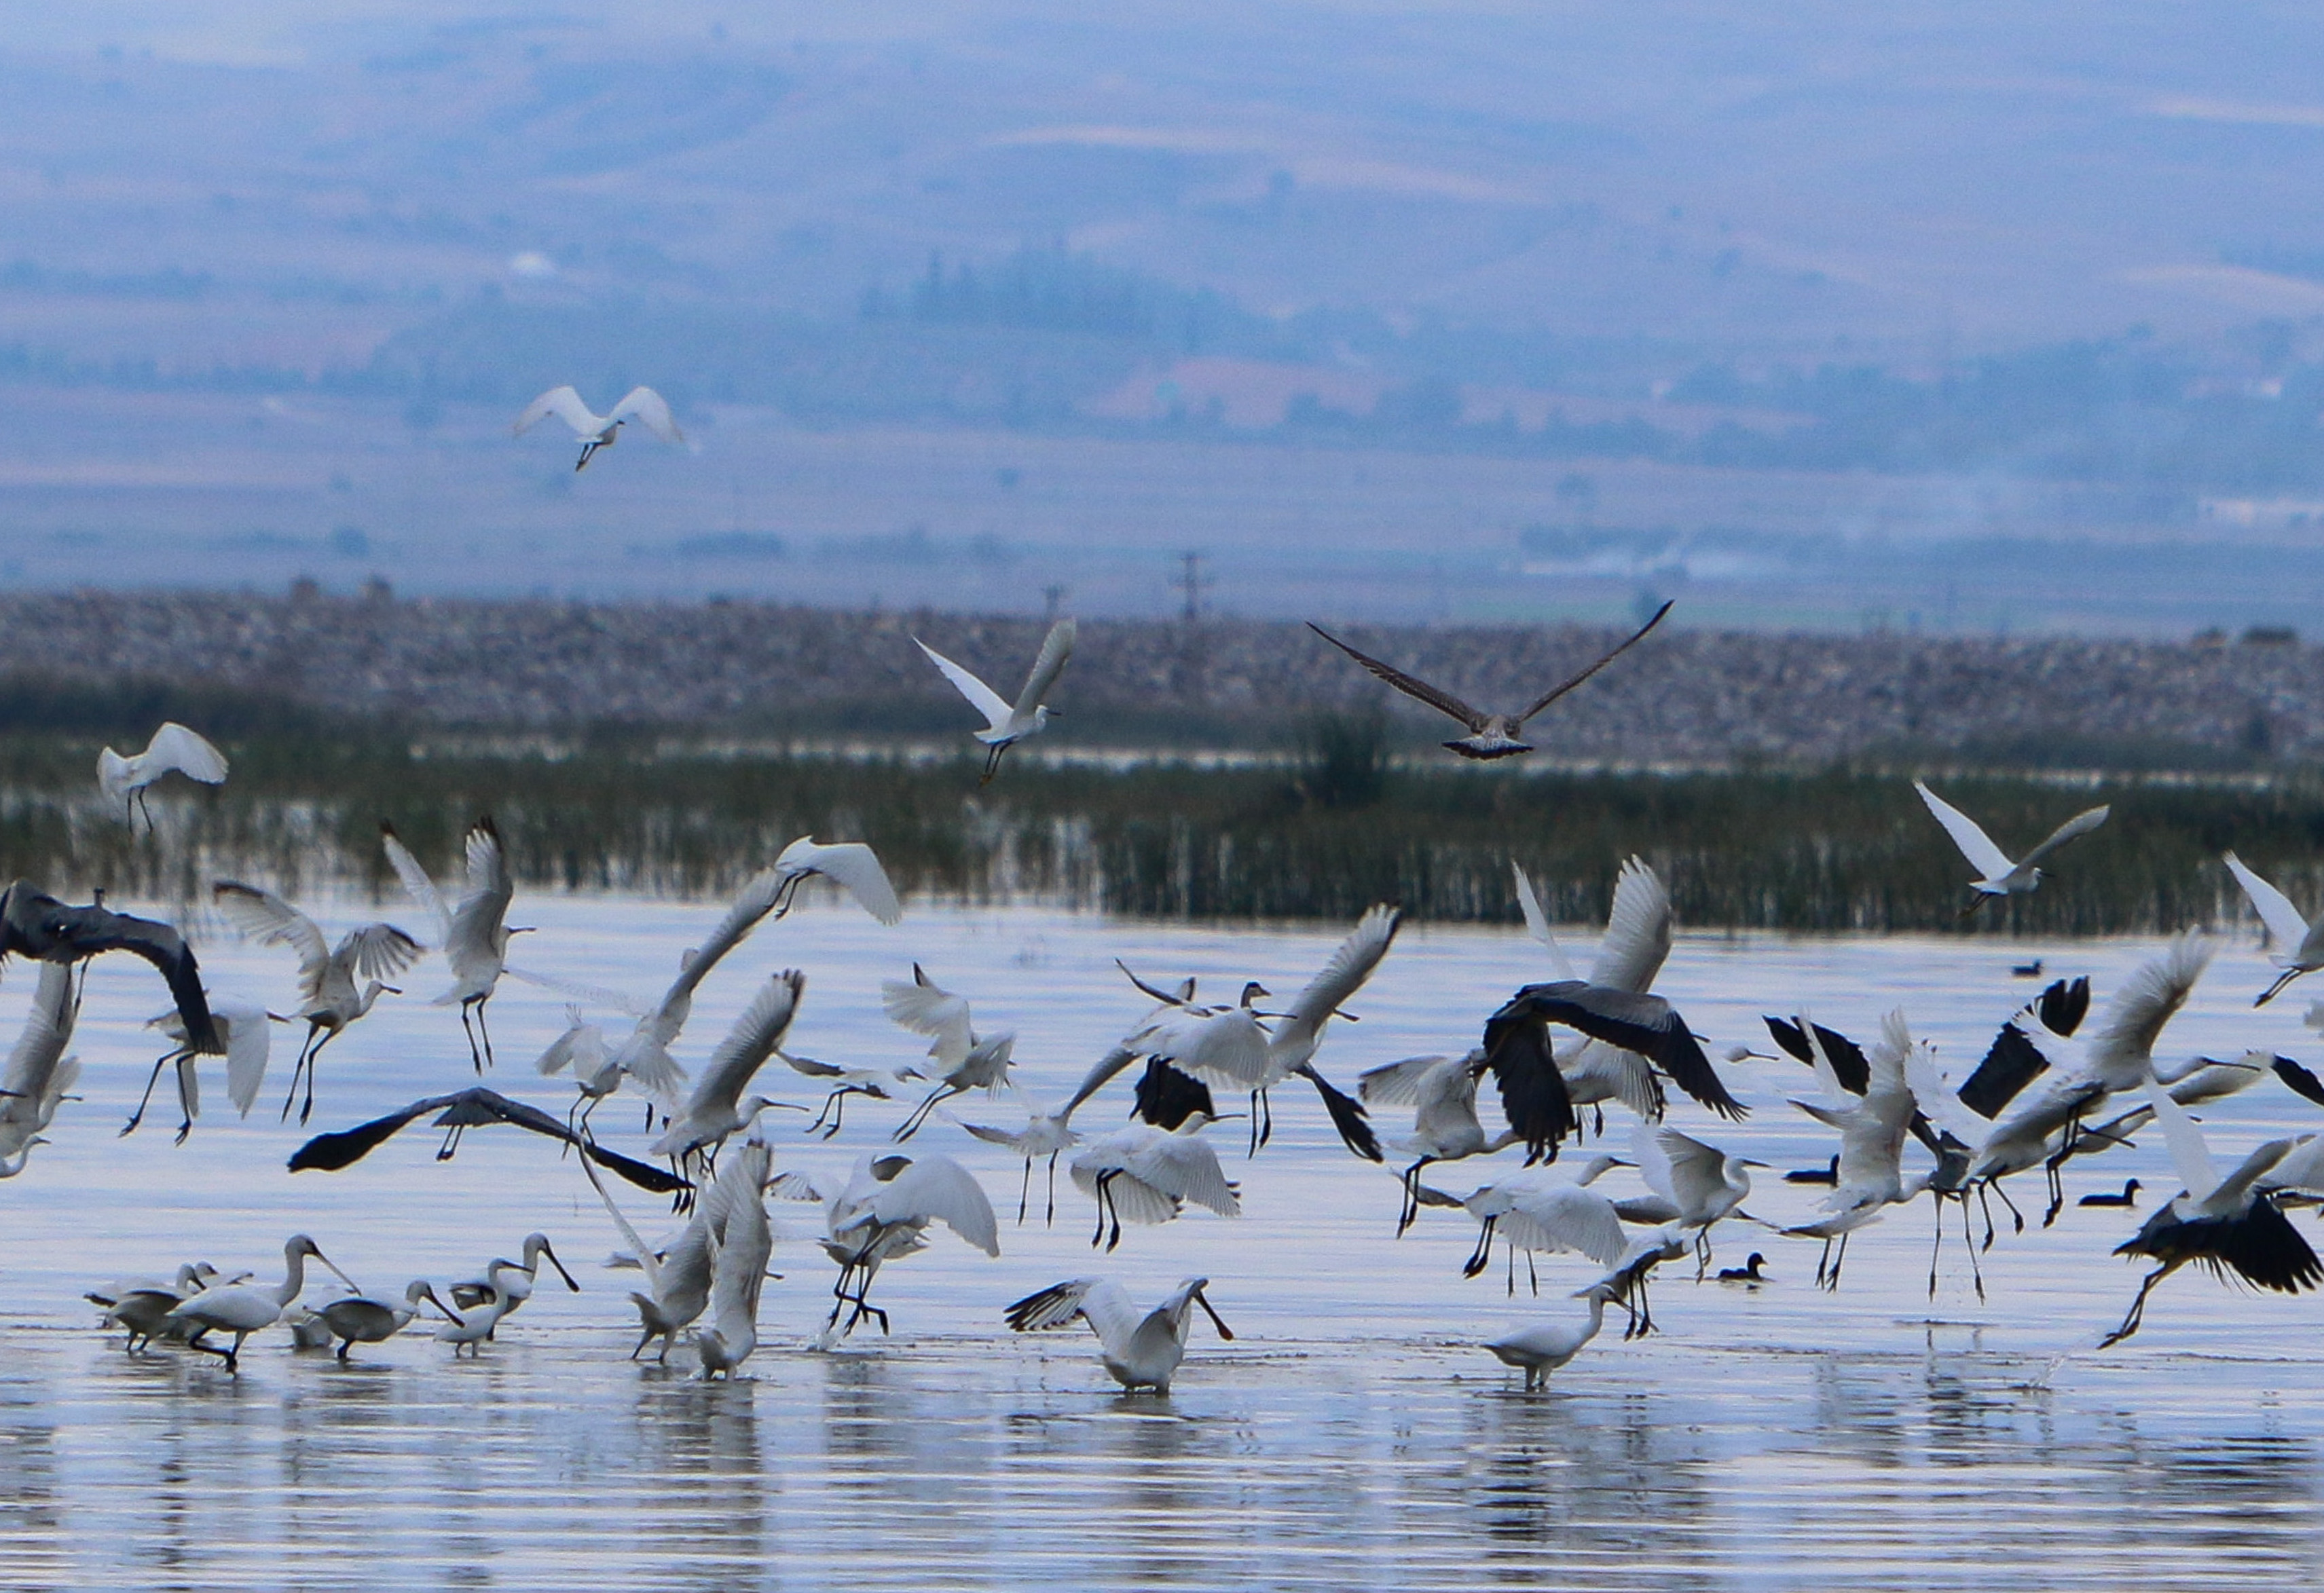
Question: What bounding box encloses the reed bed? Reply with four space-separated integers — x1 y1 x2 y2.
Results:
5 726 2320 937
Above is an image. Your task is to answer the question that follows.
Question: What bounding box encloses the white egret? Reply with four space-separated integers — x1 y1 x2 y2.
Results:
98 721 227 829
584 1156 717 1362
314 1280 464 1362
212 880 420 1125
1457 1156 1633 1295
1630 1123 1763 1276
1122 903 1399 1157
1308 601 1672 760
1913 780 2109 912
163 1235 359 1372
695 1140 774 1379
649 969 805 1190
951 1042 1153 1225
1361 1049 1524 1234
1070 1116 1241 1251
1781 1011 1925 1288
881 964 1015 1140
1484 1281 1631 1389
786 1150 999 1341
1003 1277 1234 1393
2222 850 2324 1005
448 1233 578 1338
382 817 521 1072
514 384 684 470
779 1049 921 1138
2100 1080 2319 1346
915 618 1075 782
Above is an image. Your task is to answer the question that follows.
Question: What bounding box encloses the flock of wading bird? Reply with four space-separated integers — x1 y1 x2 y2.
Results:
22 607 2324 1393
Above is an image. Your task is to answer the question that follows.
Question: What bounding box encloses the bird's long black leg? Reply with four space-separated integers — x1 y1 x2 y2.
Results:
1397 1159 1428 1236
1527 1250 1540 1297
2101 1267 2172 1348
1815 1237 1832 1288
1960 1196 1986 1303
982 743 1005 785
460 1005 482 1075
1045 1152 1059 1226
172 1057 196 1144
1090 1172 1112 1250
895 1085 954 1143
1928 1197 1947 1299
122 1051 174 1136
1506 1239 1517 1298
1593 1106 1606 1139
2042 1138 2072 1229
297 1027 339 1126
1991 1180 2025 1238
1016 1157 1032 1224
1695 1229 1712 1282
824 1090 853 1140
1259 1089 1274 1150
475 996 495 1071
1829 1232 1849 1292
1462 1216 1498 1278
1247 1093 1261 1159
1106 1179 1124 1253
280 1028 315 1123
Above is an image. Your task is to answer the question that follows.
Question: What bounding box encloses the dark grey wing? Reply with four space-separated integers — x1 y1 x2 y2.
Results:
1494 979 1746 1121
1515 600 1672 726
1307 622 1488 732
1957 1024 2050 1119
428 1088 690 1193
2037 977 2091 1038
1762 1016 1869 1095
1115 959 1190 1007
287 1094 460 1171
1479 1000 1577 1163
1293 1062 1382 1162
30 897 221 1055
2275 1055 2324 1108
1130 1055 1215 1129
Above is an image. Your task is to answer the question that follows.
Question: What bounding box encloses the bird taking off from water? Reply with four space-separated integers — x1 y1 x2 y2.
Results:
916 619 1075 783
98 722 227 829
513 385 684 470
1306 602 1672 760
1913 781 2109 913
1004 1277 1233 1393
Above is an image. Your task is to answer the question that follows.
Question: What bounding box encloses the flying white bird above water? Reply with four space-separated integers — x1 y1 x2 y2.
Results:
1456 1156 1635 1294
881 964 1016 1140
649 970 805 1189
1629 1123 1764 1276
1003 1276 1234 1393
779 1049 922 1138
1913 780 2109 912
695 1140 775 1379
162 1234 359 1373
128 998 276 1143
2221 850 2324 1006
98 721 227 829
1483 1281 1631 1389
513 384 684 470
951 1041 1155 1225
915 618 1075 783
382 817 523 1072
1070 1115 1241 1252
1307 601 1672 760
781 1150 999 1343
212 880 421 1125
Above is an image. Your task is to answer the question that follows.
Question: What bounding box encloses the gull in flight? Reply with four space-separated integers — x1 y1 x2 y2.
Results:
513 385 684 470
98 721 227 829
1307 601 1671 760
1003 1277 1234 1393
1913 781 2109 913
2222 850 2324 1005
916 618 1075 782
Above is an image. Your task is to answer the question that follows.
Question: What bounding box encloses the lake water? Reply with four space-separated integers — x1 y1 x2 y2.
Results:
7 891 2324 1590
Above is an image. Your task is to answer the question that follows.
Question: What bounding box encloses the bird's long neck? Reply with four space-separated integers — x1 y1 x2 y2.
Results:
276 1246 309 1308
1582 1294 1607 1337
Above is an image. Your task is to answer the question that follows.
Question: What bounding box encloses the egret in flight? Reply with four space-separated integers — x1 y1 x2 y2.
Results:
1913 781 2109 913
784 1150 999 1342
915 618 1075 782
98 721 227 829
514 385 684 470
2222 850 2324 1006
382 817 522 1072
1003 1276 1233 1393
1307 602 1671 760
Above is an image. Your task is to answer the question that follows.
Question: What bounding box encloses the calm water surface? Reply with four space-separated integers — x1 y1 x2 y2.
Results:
6 895 2324 1590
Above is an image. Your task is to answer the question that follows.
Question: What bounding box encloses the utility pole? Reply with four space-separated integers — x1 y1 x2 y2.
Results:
1171 550 1213 700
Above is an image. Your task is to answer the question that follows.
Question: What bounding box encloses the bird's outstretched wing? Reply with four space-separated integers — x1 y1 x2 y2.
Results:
1012 618 1075 718
1589 856 1672 994
608 386 684 445
2037 975 2092 1037
689 971 804 1112
342 923 424 984
2226 851 2313 951
1511 863 1579 980
145 723 229 784
1763 1015 1872 1095
288 1087 688 1192
1490 981 1746 1121
866 1152 1000 1256
1305 622 1488 731
915 639 1013 732
380 823 453 941
1275 903 1401 1055
775 837 904 925
2274 1055 2324 1108
1515 600 1673 725
2088 933 2214 1076
23 894 218 1055
2 962 75 1099
1293 1062 1381 1161
212 881 329 975
1913 782 2014 879
882 964 975 1070
1357 1053 1451 1109
1957 1022 2052 1119
514 386 597 437
2018 804 2109 871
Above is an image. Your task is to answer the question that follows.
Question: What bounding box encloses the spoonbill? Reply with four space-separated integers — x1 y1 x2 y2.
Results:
1457 1156 1633 1295
583 1155 718 1362
1629 1123 1764 1277
786 1150 999 1341
88 1262 222 1352
126 999 275 1143
1071 1116 1241 1251
696 1140 774 1379
435 1292 513 1355
314 1280 464 1362
448 1233 578 1337
917 618 1075 783
1306 601 1670 760
163 1235 359 1372
0 881 220 1053
2100 1080 2319 1346
289 1085 687 1193
881 964 1015 1140
212 880 420 1124
514 384 684 470
1484 1281 1631 1389
1913 780 2109 913
649 969 804 1190
1120 903 1399 1157
2222 850 2324 1005
98 721 227 829
382 817 521 1072
1003 1277 1234 1393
